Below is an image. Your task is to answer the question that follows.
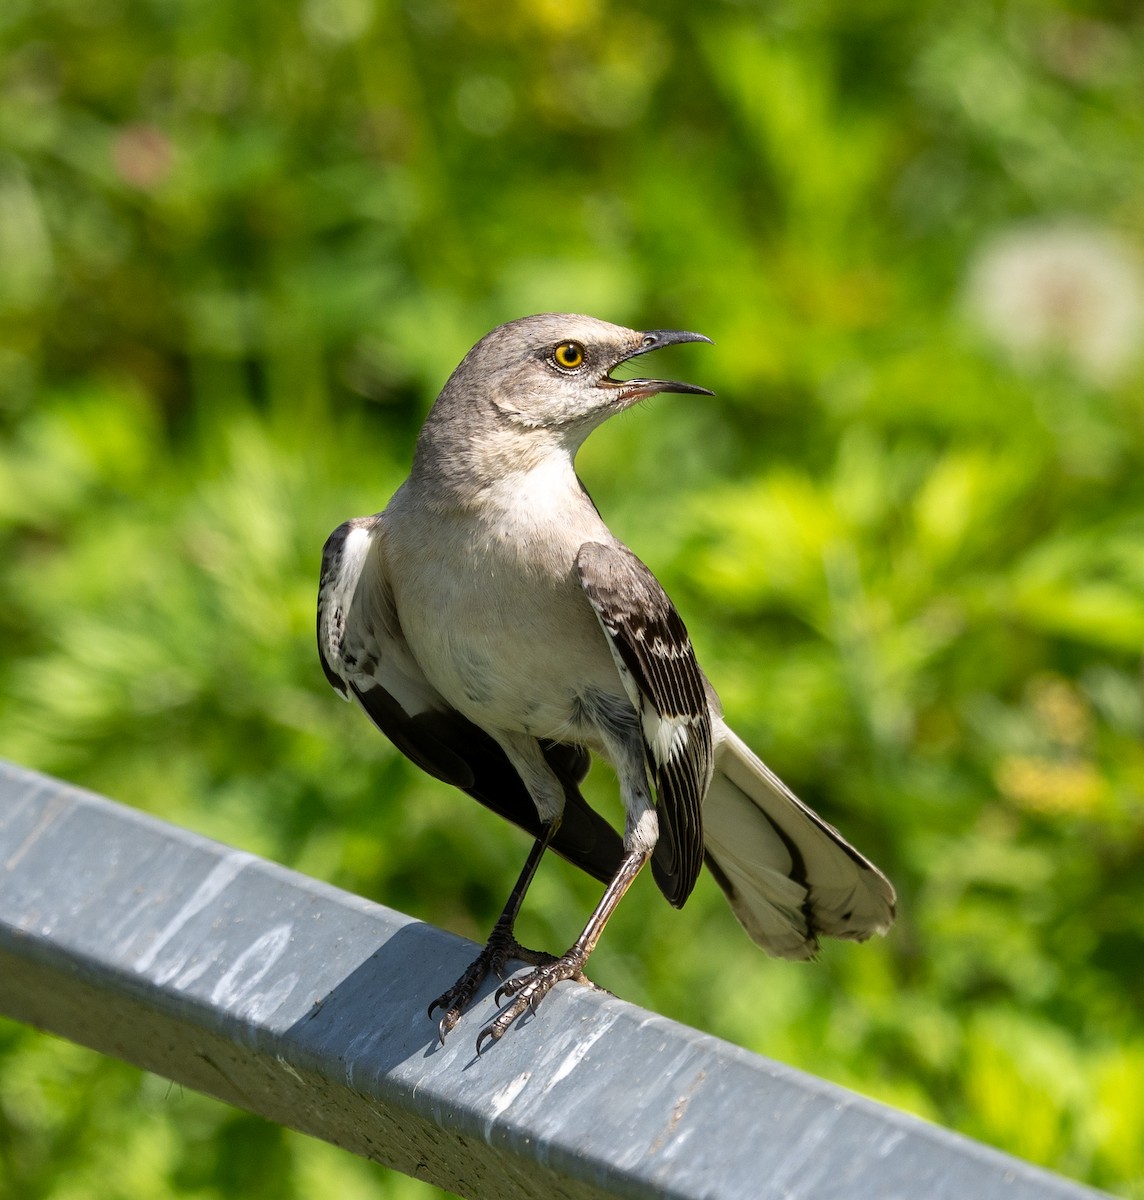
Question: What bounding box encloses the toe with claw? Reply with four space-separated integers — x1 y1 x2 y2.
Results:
476 948 589 1054
428 919 556 1044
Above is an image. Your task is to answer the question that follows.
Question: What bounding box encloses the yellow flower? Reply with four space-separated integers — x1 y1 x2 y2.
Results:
994 754 1105 815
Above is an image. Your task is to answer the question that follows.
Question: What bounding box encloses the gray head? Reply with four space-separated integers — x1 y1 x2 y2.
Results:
410 314 713 494
430 313 712 434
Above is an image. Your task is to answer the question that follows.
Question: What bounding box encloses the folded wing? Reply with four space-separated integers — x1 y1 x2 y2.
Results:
576 540 714 907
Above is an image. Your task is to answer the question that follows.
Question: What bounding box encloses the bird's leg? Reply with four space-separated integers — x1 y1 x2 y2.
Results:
476 847 648 1054
429 824 557 1043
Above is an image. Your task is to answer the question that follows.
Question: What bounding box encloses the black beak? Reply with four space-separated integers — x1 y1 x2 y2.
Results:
605 329 715 398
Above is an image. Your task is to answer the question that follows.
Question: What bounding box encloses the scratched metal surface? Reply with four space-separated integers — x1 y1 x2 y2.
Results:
0 760 1109 1200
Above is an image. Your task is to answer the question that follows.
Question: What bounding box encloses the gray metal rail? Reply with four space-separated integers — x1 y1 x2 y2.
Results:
0 760 1107 1199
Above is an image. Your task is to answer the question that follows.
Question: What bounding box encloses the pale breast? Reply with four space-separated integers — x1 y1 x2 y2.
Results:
383 478 623 738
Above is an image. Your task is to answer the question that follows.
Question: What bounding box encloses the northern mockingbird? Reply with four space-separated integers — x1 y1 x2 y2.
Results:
318 314 895 1051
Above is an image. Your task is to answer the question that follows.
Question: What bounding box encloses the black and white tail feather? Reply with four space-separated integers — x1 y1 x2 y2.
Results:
705 728 894 959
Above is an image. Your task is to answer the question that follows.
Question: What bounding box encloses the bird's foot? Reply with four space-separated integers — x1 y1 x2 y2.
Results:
428 920 556 1043
475 946 590 1054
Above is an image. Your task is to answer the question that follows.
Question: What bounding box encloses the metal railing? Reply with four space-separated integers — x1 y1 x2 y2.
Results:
0 760 1107 1199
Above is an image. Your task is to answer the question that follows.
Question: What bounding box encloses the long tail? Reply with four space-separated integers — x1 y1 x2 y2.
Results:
703 725 896 960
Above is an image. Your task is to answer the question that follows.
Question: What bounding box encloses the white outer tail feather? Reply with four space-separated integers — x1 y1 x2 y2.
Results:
703 725 896 960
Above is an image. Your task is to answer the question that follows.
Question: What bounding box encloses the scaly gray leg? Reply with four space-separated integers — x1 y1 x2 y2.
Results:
475 848 648 1054
428 825 556 1043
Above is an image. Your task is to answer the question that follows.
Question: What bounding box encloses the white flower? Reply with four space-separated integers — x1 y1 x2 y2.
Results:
964 222 1144 385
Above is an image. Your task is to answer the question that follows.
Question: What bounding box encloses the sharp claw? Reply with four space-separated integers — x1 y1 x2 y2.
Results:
438 1003 465 1042
427 934 564 1043
496 974 527 1004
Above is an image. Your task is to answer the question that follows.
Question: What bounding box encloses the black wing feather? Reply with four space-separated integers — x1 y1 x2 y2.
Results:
576 541 713 907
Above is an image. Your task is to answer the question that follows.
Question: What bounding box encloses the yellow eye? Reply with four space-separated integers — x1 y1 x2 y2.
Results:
553 341 585 370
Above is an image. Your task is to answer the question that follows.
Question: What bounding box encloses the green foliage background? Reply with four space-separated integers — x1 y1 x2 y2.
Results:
2 0 1143 1196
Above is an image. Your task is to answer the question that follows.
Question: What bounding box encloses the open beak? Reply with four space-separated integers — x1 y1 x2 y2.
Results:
601 329 714 400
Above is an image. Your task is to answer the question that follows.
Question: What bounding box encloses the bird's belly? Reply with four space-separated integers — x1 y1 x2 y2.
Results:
396 573 617 740
429 640 580 736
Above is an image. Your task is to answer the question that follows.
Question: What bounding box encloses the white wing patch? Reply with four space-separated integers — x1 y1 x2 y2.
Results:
318 521 377 697
318 516 442 718
643 709 692 766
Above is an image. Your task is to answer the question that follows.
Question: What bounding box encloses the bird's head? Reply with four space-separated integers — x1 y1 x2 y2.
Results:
440 313 714 439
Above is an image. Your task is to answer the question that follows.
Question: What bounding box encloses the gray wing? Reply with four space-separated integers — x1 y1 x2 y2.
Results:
319 517 624 881
576 540 714 907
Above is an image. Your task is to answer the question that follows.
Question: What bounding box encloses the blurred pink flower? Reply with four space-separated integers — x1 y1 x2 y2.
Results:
965 222 1144 385
112 124 174 190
